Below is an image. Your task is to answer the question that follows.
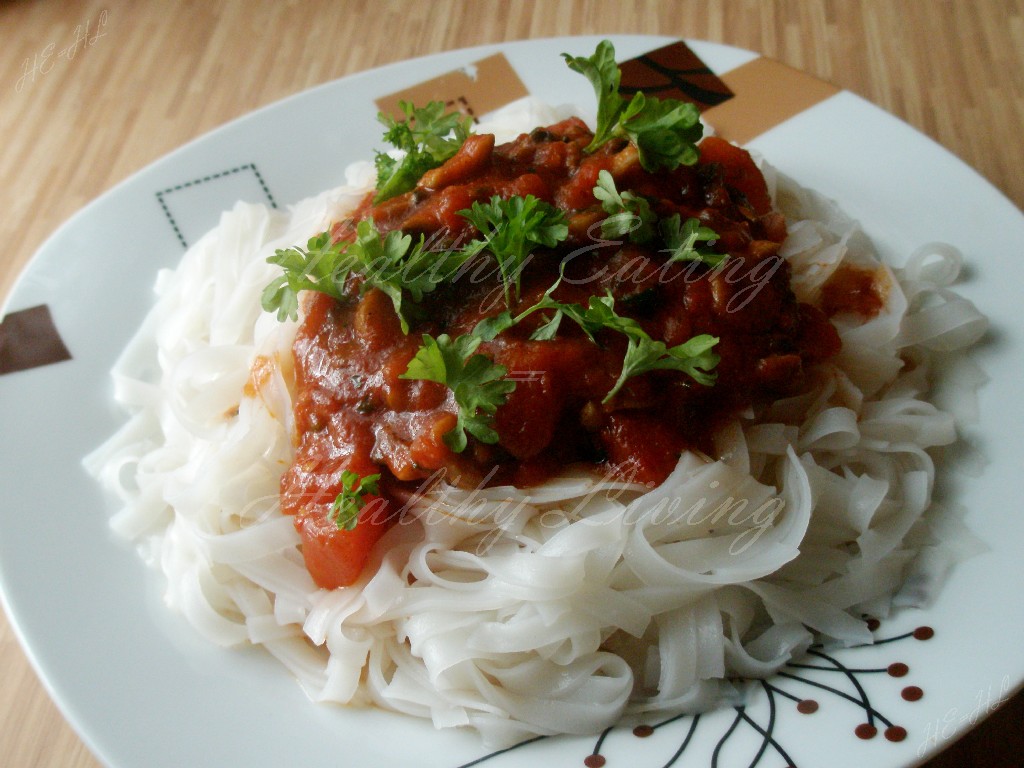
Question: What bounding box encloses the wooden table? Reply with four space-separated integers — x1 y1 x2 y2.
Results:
1 1 1021 765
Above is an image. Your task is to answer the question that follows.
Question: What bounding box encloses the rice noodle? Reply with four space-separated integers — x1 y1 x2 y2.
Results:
85 103 987 745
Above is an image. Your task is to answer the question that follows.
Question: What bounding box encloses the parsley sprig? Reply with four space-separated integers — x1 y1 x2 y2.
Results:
593 170 724 266
607 332 720 403
561 293 720 404
562 40 703 171
343 219 473 333
593 169 657 243
660 214 724 266
545 291 719 404
473 277 720 403
331 471 381 530
399 333 516 452
261 232 351 322
374 101 472 203
459 195 569 307
474 279 630 343
261 219 474 331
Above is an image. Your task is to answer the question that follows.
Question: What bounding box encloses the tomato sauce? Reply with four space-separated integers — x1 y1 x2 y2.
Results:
280 120 841 587
821 263 888 318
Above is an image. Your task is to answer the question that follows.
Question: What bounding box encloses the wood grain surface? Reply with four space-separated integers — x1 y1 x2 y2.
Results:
1 1 1022 766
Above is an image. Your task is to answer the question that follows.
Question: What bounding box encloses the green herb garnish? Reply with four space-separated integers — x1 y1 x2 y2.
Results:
562 40 703 171
400 333 515 452
331 471 381 530
592 171 723 264
472 276 587 343
660 214 725 266
261 232 352 321
593 170 657 243
343 219 474 333
262 219 476 331
473 277 719 403
459 195 569 308
606 331 720 404
374 101 472 203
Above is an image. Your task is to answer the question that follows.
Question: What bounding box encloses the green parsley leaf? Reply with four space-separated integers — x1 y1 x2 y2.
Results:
345 219 418 330
469 275 719 404
459 195 568 308
331 471 381 531
263 218 479 332
561 39 625 150
374 101 472 203
592 173 722 263
562 40 704 172
605 332 720 404
593 170 657 243
617 92 702 171
528 306 567 341
471 276 591 342
570 291 645 340
344 219 474 333
563 291 718 404
660 214 725 266
261 232 352 321
472 310 518 342
400 333 515 453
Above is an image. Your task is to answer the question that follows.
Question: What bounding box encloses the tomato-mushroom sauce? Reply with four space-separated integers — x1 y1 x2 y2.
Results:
279 118 842 588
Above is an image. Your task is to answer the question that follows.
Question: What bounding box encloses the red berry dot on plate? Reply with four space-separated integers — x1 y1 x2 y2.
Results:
797 699 819 714
887 662 909 677
885 726 908 742
855 723 878 739
584 756 606 768
913 626 935 640
902 686 924 702
632 725 654 738
866 618 881 631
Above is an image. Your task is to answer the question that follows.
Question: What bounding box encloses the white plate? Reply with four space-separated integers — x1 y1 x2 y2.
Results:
2 35 1022 768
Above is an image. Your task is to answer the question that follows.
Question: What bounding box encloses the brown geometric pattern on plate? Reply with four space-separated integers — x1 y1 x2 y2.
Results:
618 40 734 109
375 53 529 123
0 305 72 375
705 56 841 145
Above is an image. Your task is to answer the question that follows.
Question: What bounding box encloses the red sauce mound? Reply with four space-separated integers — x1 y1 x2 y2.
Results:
280 120 841 587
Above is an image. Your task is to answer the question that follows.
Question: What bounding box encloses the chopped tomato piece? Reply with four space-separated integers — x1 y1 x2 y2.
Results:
294 493 394 589
698 136 773 215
